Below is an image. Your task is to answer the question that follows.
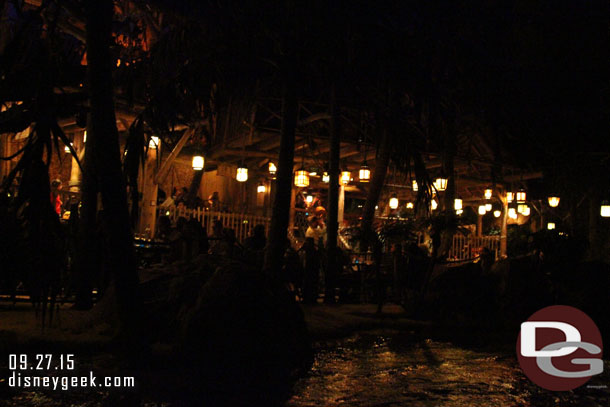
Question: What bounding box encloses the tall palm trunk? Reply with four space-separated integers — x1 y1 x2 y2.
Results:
83 0 139 342
325 87 340 303
264 78 298 277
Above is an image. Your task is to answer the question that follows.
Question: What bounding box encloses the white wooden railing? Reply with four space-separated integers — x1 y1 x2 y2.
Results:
160 206 270 243
448 234 500 261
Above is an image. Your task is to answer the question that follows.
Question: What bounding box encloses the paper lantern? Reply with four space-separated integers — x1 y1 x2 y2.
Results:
192 155 204 171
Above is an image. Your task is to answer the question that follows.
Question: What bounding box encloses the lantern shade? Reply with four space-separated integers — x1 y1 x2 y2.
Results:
508 207 518 219
412 180 418 191
268 162 277 175
322 172 330 183
506 191 514 203
341 171 351 185
431 199 438 210
359 165 370 182
601 201 610 217
236 166 248 182
493 210 501 218
485 203 492 211
149 136 160 149
389 194 399 209
484 188 493 200
478 205 486 215
516 189 526 203
192 155 204 170
454 198 463 210
294 169 309 187
434 177 447 191
548 196 560 207
257 183 266 193
547 222 556 230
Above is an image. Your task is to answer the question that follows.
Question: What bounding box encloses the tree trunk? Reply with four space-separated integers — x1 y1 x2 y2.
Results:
325 87 340 303
360 127 390 251
264 78 298 277
84 0 140 344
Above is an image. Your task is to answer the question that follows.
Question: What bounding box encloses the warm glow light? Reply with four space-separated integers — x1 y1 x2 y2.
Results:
257 183 266 193
295 169 309 187
548 196 560 207
601 201 610 217
406 202 414 209
64 142 74 153
509 208 518 219
412 180 418 191
236 166 248 182
341 171 351 185
456 209 463 215
192 155 204 170
517 204 528 214
149 136 160 149
431 199 438 210
389 195 399 210
547 222 556 230
268 162 277 175
516 189 526 203
83 130 87 143
493 210 501 218
478 205 486 215
434 177 447 192
454 198 463 210
484 188 493 200
306 194 313 204
359 165 370 182
485 203 492 212
322 172 330 183
309 170 317 176
506 191 514 203
522 206 531 216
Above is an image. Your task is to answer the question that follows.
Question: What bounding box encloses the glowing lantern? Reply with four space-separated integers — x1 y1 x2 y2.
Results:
478 205 486 215
434 177 447 192
456 209 463 215
268 162 277 176
389 194 399 209
341 171 351 185
484 188 493 200
548 196 560 207
517 204 528 214
149 136 160 149
406 202 414 209
431 199 438 211
412 180 418 191
306 194 314 204
493 210 501 218
294 169 309 187
601 201 610 217
454 198 463 211
547 222 556 230
257 183 266 194
485 203 492 212
508 207 517 219
236 166 248 182
506 191 514 203
322 172 330 183
359 164 370 182
516 189 526 203
522 206 531 216
64 142 74 153
192 155 204 170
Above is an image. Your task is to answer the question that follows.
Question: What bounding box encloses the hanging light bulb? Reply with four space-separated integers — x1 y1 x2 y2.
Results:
257 182 266 193
268 162 277 176
454 198 463 210
478 205 486 215
485 203 492 212
431 198 438 211
493 210 501 218
341 170 351 185
149 136 160 149
306 194 314 204
508 207 518 219
192 155 204 170
547 222 556 230
412 179 418 192
236 165 248 182
516 189 526 203
406 202 414 209
322 172 330 183
548 196 560 207
484 187 493 200
601 201 610 217
434 177 447 192
389 194 399 209
294 168 309 187
506 191 514 203
359 164 370 182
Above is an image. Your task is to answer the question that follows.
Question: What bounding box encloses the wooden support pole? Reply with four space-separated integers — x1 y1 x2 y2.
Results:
154 128 194 185
139 146 159 237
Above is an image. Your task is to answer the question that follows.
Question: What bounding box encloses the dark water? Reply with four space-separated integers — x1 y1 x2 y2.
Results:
287 330 610 407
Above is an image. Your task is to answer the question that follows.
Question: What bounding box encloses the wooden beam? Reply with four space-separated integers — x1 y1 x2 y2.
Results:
154 128 193 185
